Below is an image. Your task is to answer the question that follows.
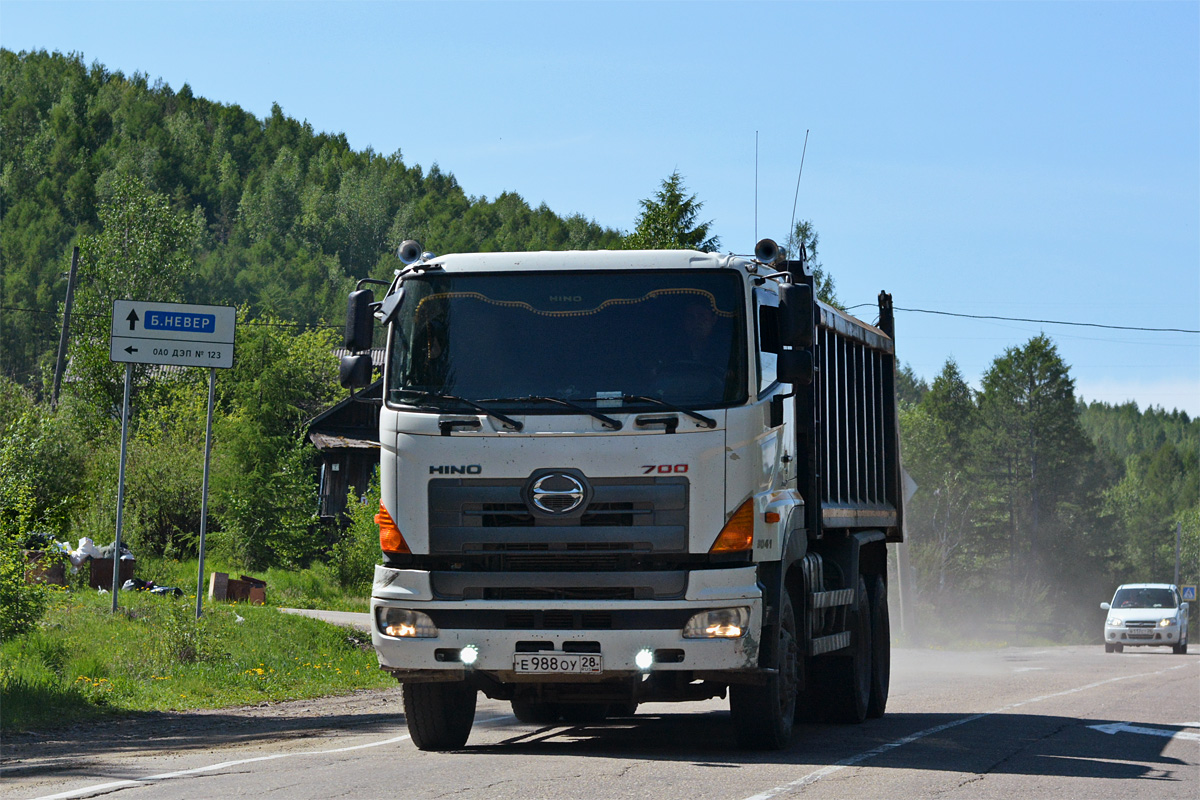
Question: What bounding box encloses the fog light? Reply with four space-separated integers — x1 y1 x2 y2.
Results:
376 607 437 638
460 644 479 666
683 607 750 638
635 648 654 670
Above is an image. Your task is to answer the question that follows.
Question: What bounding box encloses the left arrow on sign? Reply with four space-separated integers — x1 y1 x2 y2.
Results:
124 345 138 354
127 310 139 330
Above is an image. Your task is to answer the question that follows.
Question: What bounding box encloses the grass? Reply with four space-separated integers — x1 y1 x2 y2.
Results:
1 582 392 734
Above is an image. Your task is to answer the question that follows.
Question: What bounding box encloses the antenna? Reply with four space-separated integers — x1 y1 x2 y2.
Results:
754 130 759 243
788 129 810 251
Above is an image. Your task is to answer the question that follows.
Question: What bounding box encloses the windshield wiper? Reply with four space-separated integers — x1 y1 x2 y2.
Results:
393 390 523 431
621 395 717 429
479 395 622 430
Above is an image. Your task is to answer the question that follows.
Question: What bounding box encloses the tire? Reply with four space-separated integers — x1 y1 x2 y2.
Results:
559 703 609 724
403 681 477 751
1113 643 1123 653
826 575 873 724
610 701 638 717
730 592 798 750
866 575 890 719
1104 642 1115 653
511 698 560 725
1173 641 1188 655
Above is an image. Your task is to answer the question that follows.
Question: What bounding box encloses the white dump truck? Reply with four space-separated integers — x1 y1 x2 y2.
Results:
340 239 904 750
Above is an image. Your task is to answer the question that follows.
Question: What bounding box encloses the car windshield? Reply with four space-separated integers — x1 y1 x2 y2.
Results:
386 269 747 410
1112 588 1177 609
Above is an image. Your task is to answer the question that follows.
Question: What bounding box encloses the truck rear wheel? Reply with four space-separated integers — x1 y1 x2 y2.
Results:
559 703 610 724
730 592 797 750
827 575 873 724
403 681 477 750
866 574 890 718
511 698 561 725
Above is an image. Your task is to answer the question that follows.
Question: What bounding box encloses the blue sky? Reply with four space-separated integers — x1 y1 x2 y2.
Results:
3 1 1198 414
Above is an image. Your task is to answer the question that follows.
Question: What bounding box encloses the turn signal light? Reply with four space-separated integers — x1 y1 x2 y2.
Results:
375 504 411 554
709 498 754 553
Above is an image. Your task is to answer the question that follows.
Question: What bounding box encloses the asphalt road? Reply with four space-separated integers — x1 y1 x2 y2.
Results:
4 639 1197 800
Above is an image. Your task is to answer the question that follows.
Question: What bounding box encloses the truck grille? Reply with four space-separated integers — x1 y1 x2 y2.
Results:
428 476 688 568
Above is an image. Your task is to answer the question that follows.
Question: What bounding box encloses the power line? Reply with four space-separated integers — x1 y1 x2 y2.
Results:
842 303 1199 334
6 302 1197 335
0 306 339 329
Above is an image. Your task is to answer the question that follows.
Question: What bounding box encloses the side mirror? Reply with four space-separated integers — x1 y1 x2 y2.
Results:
1100 602 1111 610
778 282 814 348
344 289 375 351
339 354 373 389
777 349 813 386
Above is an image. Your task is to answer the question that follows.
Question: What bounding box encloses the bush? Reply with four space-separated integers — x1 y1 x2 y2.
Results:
0 534 49 641
333 468 381 592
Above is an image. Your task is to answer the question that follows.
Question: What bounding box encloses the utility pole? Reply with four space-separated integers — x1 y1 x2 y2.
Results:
1176 521 1182 587
51 247 80 408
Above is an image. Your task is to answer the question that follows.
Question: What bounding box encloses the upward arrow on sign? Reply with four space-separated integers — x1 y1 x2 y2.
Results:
126 309 139 331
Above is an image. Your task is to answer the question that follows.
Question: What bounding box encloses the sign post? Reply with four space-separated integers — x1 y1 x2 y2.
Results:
110 301 235 615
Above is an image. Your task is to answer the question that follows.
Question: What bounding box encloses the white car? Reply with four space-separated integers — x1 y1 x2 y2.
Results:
1101 583 1189 654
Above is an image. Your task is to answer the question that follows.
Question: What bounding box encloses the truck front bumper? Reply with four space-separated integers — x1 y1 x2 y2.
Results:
370 564 763 679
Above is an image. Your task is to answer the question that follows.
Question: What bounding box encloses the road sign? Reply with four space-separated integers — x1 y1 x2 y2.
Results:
1182 585 1197 602
110 300 236 368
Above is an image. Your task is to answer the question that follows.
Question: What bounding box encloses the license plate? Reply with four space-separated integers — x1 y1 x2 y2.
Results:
1128 632 1153 638
513 653 602 674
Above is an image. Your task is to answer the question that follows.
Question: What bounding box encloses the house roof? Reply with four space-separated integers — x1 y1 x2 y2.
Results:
306 380 382 446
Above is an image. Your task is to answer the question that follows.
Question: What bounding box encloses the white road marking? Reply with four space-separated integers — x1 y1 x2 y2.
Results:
28 714 516 800
1013 667 1046 672
1088 721 1200 742
741 662 1197 800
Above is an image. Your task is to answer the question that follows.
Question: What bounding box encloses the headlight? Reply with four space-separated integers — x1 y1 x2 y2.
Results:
1107 617 1123 627
1160 618 1175 627
376 607 438 638
683 607 750 638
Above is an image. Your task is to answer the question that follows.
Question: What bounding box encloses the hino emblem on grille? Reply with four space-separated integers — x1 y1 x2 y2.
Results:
530 473 586 514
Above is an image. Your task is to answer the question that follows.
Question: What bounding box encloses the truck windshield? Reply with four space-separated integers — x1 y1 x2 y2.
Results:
1112 588 1177 609
387 270 747 410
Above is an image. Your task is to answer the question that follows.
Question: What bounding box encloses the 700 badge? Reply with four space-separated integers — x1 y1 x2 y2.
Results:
641 464 688 474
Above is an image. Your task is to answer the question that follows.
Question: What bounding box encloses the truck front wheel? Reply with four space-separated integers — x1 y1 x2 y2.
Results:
403 681 477 750
730 592 797 750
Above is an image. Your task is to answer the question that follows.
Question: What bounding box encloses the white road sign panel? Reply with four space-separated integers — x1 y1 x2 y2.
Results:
110 301 236 368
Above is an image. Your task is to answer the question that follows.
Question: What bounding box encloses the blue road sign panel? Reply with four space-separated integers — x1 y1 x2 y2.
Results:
145 310 217 333
1182 585 1197 602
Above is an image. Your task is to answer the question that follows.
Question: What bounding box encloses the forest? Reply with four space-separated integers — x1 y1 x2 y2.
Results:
2 49 1196 642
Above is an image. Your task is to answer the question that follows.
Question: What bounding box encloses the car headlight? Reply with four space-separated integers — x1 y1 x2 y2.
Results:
1107 617 1123 627
376 607 438 638
683 607 750 638
1160 618 1175 627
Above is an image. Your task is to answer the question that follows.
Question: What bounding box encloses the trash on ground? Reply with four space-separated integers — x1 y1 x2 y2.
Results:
208 571 267 604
